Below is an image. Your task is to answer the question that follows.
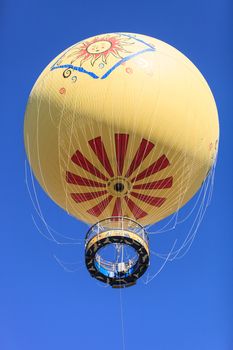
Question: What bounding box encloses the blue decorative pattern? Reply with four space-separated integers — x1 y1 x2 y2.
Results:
51 64 99 79
50 34 156 80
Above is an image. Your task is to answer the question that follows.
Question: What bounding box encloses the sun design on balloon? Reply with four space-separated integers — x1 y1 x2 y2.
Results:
67 35 134 66
66 134 173 220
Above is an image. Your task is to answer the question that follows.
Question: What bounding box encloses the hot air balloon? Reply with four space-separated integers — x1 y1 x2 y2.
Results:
24 32 219 288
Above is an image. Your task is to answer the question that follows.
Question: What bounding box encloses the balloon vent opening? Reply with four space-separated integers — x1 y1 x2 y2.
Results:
114 183 125 192
85 217 149 288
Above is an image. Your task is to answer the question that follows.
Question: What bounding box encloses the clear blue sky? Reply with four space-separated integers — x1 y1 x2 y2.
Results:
1 0 232 349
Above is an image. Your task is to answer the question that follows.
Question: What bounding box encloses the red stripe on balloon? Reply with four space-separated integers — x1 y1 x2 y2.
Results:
112 198 122 217
130 192 166 207
70 190 108 203
125 139 154 178
132 177 173 190
132 155 170 182
71 150 108 181
115 134 129 175
87 195 113 217
88 137 114 177
124 197 147 219
66 171 106 187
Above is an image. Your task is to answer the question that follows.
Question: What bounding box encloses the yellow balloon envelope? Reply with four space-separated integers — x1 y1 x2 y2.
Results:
24 32 219 226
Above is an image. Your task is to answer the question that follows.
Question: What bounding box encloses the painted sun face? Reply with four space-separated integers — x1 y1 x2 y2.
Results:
68 35 133 66
87 40 112 54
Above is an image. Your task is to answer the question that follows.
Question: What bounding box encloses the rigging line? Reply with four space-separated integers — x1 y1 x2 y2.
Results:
31 214 82 245
148 174 207 234
90 108 111 217
128 136 189 223
167 172 204 228
83 103 108 216
153 173 212 261
126 73 153 184
127 52 162 186
119 288 126 350
64 92 79 213
48 75 57 127
135 66 204 219
33 75 78 219
144 170 189 231
96 281 110 288
173 173 213 257
165 183 210 260
56 72 72 205
80 68 182 219
25 159 82 244
53 255 81 272
144 135 206 232
146 211 179 234
206 158 217 206
176 178 207 224
53 67 106 221
144 239 177 284
149 174 212 260
128 120 177 205
172 198 208 260
142 133 193 221
26 138 64 244
58 95 108 219
31 215 56 243
134 168 187 223
35 77 52 197
56 88 88 216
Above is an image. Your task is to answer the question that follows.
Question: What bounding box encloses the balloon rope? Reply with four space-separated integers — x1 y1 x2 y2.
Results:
119 288 126 350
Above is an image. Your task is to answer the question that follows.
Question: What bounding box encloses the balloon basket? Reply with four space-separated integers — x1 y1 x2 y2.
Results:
85 217 150 288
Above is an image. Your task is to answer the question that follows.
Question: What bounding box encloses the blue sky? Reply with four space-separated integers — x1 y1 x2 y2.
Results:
1 0 233 349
